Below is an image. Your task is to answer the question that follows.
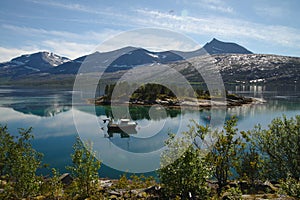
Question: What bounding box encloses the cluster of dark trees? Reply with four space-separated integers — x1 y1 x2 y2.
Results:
103 82 211 103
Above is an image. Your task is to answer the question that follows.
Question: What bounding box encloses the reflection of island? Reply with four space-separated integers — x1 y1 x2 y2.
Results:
107 129 137 138
103 105 181 121
200 110 245 125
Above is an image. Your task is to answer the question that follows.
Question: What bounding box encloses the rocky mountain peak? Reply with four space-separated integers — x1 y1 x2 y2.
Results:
203 38 253 55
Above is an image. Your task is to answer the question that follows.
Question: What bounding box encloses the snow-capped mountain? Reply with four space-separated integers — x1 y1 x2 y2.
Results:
175 54 300 85
0 51 70 77
0 38 299 87
216 54 299 84
37 47 183 75
10 51 69 68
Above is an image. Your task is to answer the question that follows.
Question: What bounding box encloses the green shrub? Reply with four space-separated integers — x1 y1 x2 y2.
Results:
278 174 300 198
0 125 43 199
206 117 246 195
159 146 211 199
66 138 101 199
40 168 63 199
221 186 243 200
159 125 212 199
252 115 300 179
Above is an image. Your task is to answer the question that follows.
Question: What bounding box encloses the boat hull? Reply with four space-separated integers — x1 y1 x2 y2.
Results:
108 124 137 134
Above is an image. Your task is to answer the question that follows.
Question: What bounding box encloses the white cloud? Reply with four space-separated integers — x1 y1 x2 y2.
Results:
0 107 76 139
2 2 300 62
3 24 81 39
135 9 300 49
2 24 120 43
254 6 284 19
42 40 97 59
96 28 201 52
0 25 122 60
187 0 234 14
0 46 42 62
27 0 127 19
28 0 104 15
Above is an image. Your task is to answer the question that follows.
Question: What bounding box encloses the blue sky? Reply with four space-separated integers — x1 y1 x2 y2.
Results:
0 0 300 62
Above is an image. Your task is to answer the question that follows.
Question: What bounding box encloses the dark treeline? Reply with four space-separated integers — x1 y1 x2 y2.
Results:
103 82 211 102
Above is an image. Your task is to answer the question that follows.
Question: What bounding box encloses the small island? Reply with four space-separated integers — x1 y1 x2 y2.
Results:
88 83 262 107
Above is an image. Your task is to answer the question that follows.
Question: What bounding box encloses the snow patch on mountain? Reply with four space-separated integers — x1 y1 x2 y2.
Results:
41 51 70 66
146 52 159 58
24 66 40 72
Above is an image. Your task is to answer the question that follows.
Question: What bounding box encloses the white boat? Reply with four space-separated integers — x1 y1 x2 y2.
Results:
102 118 137 134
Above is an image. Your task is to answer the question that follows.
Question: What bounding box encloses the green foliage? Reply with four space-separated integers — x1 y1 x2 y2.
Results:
159 126 212 199
113 174 129 189
252 115 300 179
159 147 211 199
129 174 155 189
1 115 300 199
237 147 263 186
278 174 300 198
236 131 264 187
159 117 253 198
221 186 243 200
113 174 155 190
195 88 210 99
0 125 14 177
40 168 64 200
66 138 101 199
206 117 245 194
109 174 156 199
104 82 215 103
0 125 43 199
130 83 176 103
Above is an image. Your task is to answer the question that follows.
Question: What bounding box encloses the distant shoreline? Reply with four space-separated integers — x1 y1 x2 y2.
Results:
88 95 264 108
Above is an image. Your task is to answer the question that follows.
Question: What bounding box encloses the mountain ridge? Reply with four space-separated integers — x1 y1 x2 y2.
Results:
0 38 299 87
0 38 253 77
2 38 252 64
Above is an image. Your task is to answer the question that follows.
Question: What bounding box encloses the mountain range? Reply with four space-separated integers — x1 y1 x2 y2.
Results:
0 38 299 87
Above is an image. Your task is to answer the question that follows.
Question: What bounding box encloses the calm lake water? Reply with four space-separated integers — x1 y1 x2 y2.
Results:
0 85 299 178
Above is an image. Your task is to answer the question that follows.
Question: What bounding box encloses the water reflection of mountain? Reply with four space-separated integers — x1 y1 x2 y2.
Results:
10 103 71 117
0 88 72 117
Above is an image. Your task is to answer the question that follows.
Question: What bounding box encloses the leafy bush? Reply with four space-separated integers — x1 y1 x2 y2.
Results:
66 138 101 199
159 124 212 199
40 168 63 199
236 131 264 188
0 125 43 199
221 186 243 200
159 146 211 199
278 174 300 198
206 117 246 194
252 115 300 179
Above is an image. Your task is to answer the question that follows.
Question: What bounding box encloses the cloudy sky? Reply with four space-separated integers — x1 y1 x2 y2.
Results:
0 0 300 62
